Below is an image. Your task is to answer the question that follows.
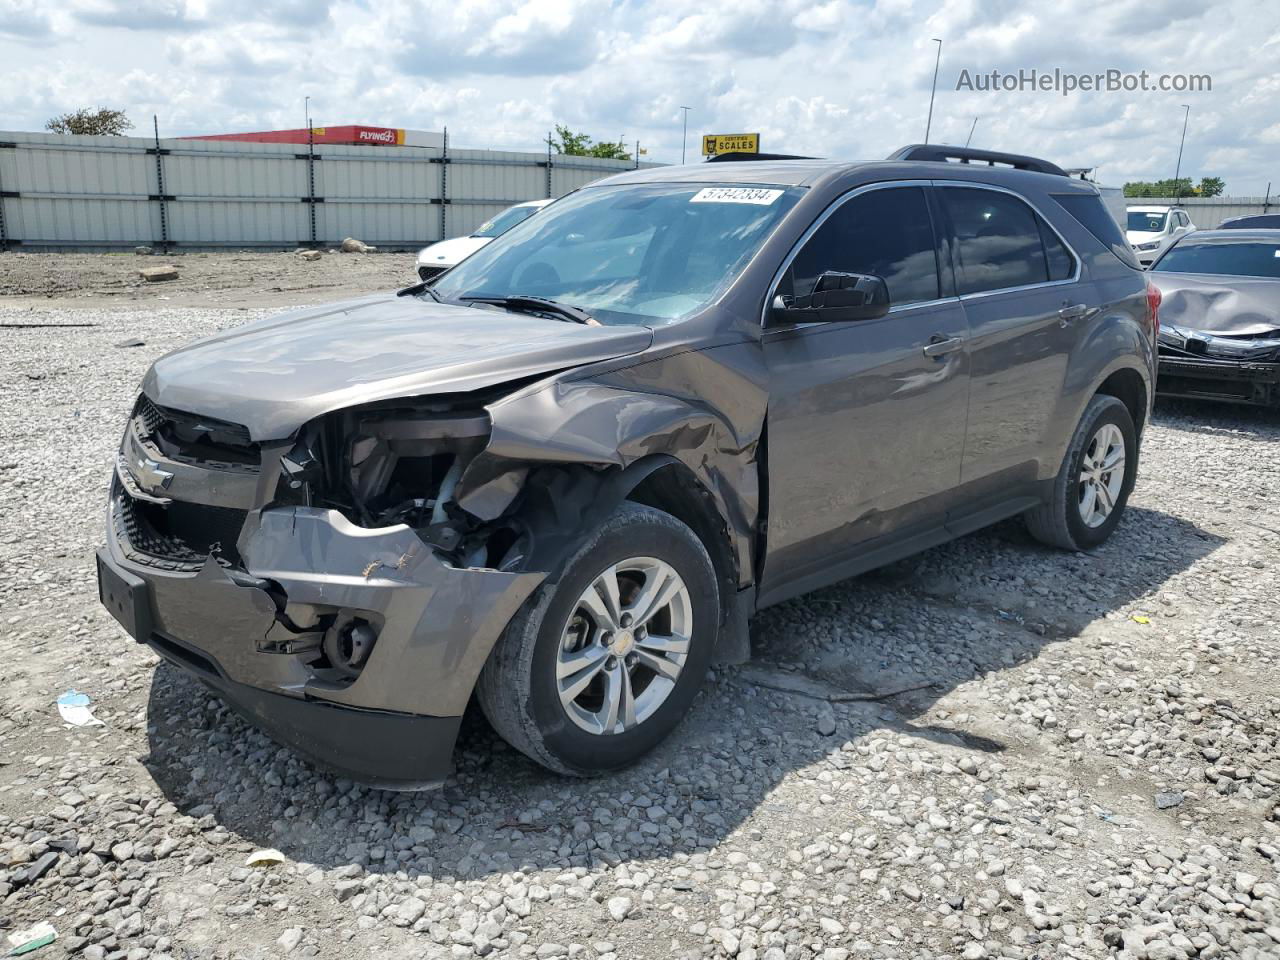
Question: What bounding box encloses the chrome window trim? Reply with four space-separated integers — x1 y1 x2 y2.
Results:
933 180 1084 300
760 180 955 328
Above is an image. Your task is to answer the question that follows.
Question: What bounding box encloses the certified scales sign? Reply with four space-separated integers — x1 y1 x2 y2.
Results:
702 133 760 157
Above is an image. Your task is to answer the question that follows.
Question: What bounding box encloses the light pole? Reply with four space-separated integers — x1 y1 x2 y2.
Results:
965 115 978 147
1173 104 1191 199
680 106 691 164
304 95 310 130
924 38 942 145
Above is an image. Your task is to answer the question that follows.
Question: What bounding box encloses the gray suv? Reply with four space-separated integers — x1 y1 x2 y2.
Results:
97 145 1157 788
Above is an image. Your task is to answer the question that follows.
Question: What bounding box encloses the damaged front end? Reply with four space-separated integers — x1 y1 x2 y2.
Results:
99 389 549 789
1157 326 1280 406
100 338 764 787
1152 273 1280 407
276 392 532 574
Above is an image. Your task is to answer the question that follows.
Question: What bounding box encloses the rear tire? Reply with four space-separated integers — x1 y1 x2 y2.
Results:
1025 394 1137 551
476 502 718 776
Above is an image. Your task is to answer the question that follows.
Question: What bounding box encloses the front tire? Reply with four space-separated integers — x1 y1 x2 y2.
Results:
476 502 718 776
1025 394 1137 551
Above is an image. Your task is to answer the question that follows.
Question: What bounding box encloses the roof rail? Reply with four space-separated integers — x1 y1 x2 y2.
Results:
887 144 1067 177
705 152 818 162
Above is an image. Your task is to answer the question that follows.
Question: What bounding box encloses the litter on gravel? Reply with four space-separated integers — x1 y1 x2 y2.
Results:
5 922 56 957
55 690 103 727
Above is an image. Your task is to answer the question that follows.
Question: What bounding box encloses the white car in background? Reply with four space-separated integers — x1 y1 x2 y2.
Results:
415 199 553 281
1126 205 1196 266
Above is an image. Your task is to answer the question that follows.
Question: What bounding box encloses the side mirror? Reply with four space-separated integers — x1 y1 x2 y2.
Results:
768 271 891 326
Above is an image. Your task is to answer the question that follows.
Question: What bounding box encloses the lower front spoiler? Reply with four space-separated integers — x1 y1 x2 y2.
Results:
148 629 460 791
1157 354 1280 407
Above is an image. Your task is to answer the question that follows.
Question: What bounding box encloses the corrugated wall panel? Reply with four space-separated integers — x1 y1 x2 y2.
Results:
164 152 305 199
314 146 441 245
167 200 307 245
0 130 662 249
9 197 155 245
317 201 438 247
1134 196 1276 227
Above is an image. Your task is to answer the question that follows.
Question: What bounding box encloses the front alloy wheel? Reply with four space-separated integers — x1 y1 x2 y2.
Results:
476 502 718 776
557 558 692 735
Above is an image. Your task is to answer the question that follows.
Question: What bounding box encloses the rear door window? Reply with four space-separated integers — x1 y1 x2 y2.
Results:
940 187 1073 294
785 186 940 306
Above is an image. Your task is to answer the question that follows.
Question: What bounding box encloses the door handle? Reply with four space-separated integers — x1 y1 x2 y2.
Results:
1059 303 1089 323
922 335 963 358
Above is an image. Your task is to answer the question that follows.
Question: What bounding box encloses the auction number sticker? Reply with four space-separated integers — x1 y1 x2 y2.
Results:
690 187 784 205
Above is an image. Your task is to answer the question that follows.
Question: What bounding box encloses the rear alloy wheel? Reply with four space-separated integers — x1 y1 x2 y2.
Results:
1076 422 1126 529
1025 393 1138 551
477 502 718 775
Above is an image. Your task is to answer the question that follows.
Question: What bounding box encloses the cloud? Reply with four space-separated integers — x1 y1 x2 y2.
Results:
70 0 209 31
390 0 611 77
0 0 1276 193
0 0 55 38
166 33 296 76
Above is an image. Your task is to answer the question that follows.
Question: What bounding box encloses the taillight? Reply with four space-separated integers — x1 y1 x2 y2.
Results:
1145 280 1161 340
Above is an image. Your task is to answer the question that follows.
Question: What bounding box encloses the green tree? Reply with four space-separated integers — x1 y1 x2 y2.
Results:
1124 176 1225 199
45 107 134 136
551 125 591 155
1197 176 1225 198
550 124 631 161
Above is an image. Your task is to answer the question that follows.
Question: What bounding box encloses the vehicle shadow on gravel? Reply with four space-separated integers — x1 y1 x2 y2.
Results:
142 504 1223 881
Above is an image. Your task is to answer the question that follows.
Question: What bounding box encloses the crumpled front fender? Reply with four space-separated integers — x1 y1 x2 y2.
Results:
453 345 767 588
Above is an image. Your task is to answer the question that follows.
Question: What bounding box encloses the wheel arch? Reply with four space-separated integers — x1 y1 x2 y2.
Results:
624 457 739 629
1094 365 1149 436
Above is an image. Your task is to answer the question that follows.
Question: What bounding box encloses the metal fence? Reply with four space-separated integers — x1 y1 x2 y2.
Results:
0 130 656 251
1126 195 1276 228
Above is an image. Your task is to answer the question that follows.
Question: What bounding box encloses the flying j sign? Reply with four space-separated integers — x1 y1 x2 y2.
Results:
702 133 760 156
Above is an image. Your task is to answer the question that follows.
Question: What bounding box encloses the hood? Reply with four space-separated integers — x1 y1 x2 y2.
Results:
416 235 491 268
1149 272 1280 336
1127 230 1163 245
142 293 654 440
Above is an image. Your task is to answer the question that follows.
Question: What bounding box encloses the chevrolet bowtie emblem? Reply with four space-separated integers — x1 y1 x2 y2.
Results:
133 456 174 494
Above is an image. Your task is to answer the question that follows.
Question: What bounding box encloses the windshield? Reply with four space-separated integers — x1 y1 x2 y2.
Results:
472 204 541 239
1153 239 1280 278
1127 211 1168 233
432 183 803 326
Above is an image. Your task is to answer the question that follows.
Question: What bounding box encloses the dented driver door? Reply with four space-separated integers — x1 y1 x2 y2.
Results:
756 184 971 607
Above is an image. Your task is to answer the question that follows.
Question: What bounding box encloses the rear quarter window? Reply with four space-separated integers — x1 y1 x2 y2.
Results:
1053 194 1141 269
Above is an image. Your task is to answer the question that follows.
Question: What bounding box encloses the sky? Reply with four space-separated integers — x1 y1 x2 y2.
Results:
1 0 1278 195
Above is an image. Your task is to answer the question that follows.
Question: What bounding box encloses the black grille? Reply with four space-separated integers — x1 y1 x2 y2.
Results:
113 479 248 570
417 265 447 282
134 395 259 470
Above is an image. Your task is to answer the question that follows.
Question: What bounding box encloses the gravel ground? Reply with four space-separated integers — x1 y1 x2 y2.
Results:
1 288 1279 960
0 250 417 309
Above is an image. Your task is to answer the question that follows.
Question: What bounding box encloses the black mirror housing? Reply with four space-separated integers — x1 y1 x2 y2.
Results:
768 271 891 326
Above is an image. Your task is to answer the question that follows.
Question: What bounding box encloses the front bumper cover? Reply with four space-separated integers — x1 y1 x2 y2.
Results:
99 506 543 788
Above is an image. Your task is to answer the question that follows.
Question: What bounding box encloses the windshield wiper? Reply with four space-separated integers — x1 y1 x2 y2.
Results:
461 295 596 325
398 281 443 302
